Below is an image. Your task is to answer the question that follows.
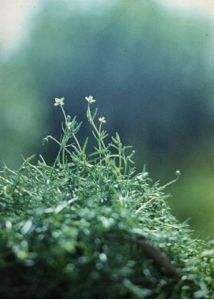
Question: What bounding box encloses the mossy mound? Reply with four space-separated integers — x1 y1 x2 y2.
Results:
0 98 213 298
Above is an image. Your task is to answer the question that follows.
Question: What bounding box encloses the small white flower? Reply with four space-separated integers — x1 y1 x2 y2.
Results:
54 97 64 106
85 95 96 104
98 116 106 124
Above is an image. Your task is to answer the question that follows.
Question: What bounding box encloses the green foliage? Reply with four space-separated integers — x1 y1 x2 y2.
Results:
1 0 214 236
0 98 213 298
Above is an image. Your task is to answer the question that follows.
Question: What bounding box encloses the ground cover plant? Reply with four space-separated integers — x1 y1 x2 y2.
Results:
0 97 213 298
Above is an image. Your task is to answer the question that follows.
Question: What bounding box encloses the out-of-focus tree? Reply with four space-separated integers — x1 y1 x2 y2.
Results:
0 59 46 167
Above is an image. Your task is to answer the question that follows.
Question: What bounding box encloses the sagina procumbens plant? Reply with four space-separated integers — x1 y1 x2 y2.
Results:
0 97 213 298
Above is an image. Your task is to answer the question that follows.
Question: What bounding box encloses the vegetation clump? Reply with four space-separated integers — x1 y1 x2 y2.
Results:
0 97 213 298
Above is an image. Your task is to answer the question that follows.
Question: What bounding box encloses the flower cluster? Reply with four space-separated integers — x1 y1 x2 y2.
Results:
54 96 107 125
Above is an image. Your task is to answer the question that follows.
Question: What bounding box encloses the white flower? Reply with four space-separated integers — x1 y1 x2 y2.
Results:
54 97 64 106
98 116 106 124
85 95 96 104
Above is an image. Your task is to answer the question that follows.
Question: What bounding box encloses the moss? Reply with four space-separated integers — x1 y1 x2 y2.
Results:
0 98 213 298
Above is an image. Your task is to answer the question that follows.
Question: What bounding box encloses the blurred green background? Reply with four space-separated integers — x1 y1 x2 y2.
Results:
0 0 214 238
